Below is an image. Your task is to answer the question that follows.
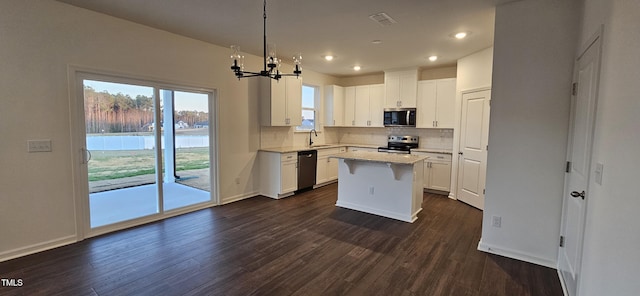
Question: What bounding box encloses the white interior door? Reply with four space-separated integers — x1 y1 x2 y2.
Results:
457 89 491 210
558 33 601 296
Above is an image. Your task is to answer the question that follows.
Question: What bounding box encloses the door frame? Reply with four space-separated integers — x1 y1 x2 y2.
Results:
68 65 220 240
557 27 603 296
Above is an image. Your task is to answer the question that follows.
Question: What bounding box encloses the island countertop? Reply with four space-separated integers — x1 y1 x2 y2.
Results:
331 151 427 165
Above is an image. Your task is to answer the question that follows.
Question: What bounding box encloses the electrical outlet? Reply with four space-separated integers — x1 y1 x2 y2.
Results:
369 186 375 195
492 216 502 228
27 139 52 152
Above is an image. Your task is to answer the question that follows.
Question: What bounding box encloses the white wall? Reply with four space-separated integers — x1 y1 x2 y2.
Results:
577 0 640 295
450 47 494 199
0 0 332 261
480 0 581 267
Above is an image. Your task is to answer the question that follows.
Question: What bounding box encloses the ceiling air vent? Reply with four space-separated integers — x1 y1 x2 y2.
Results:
368 12 397 27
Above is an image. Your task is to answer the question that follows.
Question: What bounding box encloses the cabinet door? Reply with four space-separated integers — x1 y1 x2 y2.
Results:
423 160 431 189
428 162 451 192
399 71 417 107
316 156 328 184
417 80 437 128
384 72 400 107
268 78 288 126
344 87 356 126
328 157 339 181
286 77 302 126
354 85 370 126
280 160 298 194
435 78 456 128
325 85 344 126
368 84 384 127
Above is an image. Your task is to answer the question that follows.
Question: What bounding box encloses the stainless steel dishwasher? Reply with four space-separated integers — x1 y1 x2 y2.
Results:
297 150 317 191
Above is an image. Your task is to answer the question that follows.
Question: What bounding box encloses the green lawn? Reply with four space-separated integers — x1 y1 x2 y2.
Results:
88 147 209 181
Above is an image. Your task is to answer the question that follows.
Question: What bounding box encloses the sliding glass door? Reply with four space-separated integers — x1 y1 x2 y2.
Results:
78 74 214 231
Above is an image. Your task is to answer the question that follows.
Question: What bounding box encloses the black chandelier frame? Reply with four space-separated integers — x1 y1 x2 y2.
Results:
230 0 301 80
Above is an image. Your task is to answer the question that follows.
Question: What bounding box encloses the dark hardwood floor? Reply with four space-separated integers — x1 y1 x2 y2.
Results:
0 183 563 296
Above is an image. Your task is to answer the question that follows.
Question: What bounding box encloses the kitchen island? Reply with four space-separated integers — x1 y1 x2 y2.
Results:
331 151 426 223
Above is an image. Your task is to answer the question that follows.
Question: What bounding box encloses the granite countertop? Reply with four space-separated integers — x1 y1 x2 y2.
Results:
259 144 345 153
259 144 452 155
330 151 427 165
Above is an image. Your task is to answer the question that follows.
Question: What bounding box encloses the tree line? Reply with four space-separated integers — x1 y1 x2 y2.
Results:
84 86 208 134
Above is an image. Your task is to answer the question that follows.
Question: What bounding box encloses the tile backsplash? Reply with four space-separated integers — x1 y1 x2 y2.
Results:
338 127 453 150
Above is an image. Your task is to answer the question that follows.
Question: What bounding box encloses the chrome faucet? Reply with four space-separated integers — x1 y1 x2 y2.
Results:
309 129 317 146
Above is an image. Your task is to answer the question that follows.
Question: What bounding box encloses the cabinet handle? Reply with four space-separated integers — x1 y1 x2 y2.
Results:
433 121 436 127
435 121 438 127
352 120 355 126
333 119 335 125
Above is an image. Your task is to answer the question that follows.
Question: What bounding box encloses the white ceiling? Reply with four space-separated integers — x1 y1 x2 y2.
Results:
56 0 497 77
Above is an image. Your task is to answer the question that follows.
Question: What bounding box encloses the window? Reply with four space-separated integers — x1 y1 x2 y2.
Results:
297 85 317 130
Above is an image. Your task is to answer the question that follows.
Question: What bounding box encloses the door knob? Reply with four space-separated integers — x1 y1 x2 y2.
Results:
458 152 463 155
570 190 585 199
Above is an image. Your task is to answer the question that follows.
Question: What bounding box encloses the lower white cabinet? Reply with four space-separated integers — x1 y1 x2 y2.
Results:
413 152 452 192
316 147 345 185
259 151 297 199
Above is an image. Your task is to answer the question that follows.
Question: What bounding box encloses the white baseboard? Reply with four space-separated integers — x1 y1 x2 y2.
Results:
447 193 457 200
221 191 259 205
0 235 77 263
477 239 557 269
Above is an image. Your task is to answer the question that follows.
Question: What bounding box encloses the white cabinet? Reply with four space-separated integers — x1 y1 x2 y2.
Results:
280 155 298 194
324 85 344 126
345 84 384 127
413 152 452 192
316 147 346 185
260 76 302 126
344 86 356 126
384 69 418 108
259 151 298 199
416 78 456 128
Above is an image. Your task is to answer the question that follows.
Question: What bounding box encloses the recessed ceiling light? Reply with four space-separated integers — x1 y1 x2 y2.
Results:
353 66 361 71
371 40 383 44
428 55 438 62
454 32 468 39
324 55 334 61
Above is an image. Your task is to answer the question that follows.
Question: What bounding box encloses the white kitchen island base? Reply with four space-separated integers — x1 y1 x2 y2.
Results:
333 152 425 223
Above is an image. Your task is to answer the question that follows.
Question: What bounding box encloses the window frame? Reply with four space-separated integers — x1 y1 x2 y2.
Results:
296 84 319 131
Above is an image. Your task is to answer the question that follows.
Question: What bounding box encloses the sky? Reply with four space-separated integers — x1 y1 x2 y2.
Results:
84 80 209 112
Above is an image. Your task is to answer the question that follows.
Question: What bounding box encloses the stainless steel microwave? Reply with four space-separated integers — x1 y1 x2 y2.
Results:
383 108 416 127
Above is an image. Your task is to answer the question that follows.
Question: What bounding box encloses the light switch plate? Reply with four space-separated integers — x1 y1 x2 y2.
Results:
27 139 52 152
595 163 604 185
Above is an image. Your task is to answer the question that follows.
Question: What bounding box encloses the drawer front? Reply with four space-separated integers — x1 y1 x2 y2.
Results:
281 152 297 162
413 152 452 162
317 148 341 157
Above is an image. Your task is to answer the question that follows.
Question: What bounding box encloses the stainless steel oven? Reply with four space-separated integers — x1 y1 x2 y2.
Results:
378 135 419 154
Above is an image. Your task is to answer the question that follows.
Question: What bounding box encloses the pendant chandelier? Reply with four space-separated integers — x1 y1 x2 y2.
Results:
230 0 302 80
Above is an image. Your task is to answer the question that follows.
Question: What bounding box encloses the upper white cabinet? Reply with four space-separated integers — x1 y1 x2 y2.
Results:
417 78 456 128
260 76 302 126
345 84 384 127
324 85 344 127
384 69 418 108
